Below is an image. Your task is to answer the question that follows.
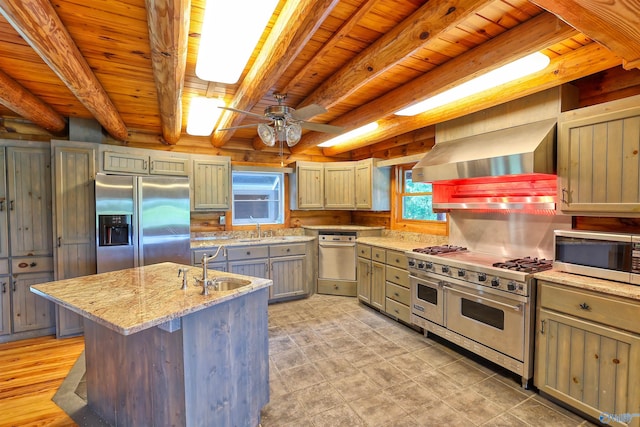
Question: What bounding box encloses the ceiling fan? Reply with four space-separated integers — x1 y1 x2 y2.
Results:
217 93 344 147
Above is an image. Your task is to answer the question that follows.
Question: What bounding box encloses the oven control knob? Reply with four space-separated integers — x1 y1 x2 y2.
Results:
417 262 424 269
425 262 433 270
507 281 517 291
408 260 415 267
441 266 450 274
491 277 500 287
478 273 487 282
457 269 465 277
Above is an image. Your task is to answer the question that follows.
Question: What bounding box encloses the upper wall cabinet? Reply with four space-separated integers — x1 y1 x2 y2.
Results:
558 94 640 215
290 159 390 211
192 157 231 211
324 162 355 209
291 161 324 209
102 150 189 176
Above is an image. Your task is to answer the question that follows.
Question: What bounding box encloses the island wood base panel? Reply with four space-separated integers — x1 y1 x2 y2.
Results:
83 287 270 427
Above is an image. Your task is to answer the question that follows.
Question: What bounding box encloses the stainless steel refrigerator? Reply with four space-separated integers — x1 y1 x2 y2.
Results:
95 173 190 273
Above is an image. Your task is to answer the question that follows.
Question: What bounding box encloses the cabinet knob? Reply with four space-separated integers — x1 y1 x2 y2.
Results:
1 282 5 293
579 302 590 311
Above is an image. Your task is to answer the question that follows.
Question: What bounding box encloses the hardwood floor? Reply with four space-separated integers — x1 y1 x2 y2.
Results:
0 335 84 427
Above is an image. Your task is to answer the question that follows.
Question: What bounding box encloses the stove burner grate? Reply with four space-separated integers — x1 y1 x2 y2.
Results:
412 245 467 255
492 257 553 273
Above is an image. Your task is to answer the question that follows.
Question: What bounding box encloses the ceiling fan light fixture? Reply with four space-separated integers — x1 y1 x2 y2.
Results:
394 52 550 116
285 123 302 146
195 0 279 84
258 123 276 146
186 97 225 136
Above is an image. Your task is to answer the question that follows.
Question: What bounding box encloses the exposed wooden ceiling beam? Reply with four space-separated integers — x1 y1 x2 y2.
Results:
531 0 640 70
290 12 577 154
0 68 66 133
299 0 493 111
145 0 190 144
0 0 128 141
323 41 621 156
211 0 340 148
278 0 379 97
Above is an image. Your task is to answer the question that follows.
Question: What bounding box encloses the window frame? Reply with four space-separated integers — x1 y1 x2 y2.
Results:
390 164 448 235
230 170 285 226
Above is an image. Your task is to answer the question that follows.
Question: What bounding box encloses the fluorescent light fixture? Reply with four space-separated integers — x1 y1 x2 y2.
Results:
186 97 225 136
317 122 379 147
394 52 550 116
195 0 279 84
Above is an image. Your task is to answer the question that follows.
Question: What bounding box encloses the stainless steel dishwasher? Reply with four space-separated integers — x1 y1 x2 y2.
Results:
317 232 357 296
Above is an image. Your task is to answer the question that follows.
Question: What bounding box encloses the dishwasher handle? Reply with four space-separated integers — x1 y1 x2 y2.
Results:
319 242 356 248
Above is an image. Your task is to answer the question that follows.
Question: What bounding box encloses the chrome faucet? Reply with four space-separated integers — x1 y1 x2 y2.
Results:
198 246 227 295
256 222 261 238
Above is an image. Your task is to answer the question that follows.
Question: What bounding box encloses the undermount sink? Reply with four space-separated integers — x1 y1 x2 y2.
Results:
212 277 251 291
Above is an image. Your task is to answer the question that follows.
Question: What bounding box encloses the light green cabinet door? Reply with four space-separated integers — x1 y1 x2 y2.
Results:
558 101 640 214
357 257 371 303
53 144 98 337
0 274 9 336
270 255 305 300
355 160 372 209
536 308 640 427
11 271 55 333
7 147 52 256
0 149 7 259
324 163 355 209
103 151 149 174
371 261 386 311
296 162 324 209
193 159 230 210
149 156 189 176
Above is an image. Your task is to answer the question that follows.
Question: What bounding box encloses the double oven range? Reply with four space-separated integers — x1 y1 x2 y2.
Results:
407 245 552 387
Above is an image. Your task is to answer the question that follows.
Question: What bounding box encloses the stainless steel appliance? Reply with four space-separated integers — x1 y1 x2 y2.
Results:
317 231 357 296
408 245 552 387
554 230 640 285
95 173 190 273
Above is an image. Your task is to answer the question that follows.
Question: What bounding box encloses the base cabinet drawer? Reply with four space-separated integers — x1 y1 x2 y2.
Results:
317 280 356 297
386 282 410 306
385 265 409 288
385 298 410 323
539 280 640 334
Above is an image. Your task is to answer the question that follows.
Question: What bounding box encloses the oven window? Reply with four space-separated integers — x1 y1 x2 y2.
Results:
417 284 438 305
461 298 504 330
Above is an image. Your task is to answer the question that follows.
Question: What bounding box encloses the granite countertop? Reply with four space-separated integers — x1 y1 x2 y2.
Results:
356 236 449 252
191 235 315 249
534 269 640 301
302 225 385 231
31 262 272 336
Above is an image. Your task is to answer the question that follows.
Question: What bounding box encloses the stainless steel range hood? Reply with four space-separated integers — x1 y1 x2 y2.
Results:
412 118 556 182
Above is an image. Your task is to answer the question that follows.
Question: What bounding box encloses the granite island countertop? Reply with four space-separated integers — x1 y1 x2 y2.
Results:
534 269 640 301
31 262 272 335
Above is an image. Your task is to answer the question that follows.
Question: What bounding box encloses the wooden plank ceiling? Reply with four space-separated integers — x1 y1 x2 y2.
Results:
0 0 635 164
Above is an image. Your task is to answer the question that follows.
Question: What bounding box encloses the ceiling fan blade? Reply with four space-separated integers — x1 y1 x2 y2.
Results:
300 121 344 134
290 104 327 121
216 123 261 131
218 105 268 121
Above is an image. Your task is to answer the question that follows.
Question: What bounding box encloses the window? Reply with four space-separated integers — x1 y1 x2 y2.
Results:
231 171 284 225
392 164 447 234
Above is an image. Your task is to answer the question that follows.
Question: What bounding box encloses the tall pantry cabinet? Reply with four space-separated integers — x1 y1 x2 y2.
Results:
0 141 56 343
51 141 98 337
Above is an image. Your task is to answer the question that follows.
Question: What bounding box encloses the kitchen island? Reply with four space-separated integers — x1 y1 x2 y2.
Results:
31 262 272 427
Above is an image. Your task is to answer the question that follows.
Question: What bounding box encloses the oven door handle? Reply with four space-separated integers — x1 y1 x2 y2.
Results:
446 286 522 312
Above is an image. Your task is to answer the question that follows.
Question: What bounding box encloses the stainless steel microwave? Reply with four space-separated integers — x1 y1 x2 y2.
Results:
554 230 640 285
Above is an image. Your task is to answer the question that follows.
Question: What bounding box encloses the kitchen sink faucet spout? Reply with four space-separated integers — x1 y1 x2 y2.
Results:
198 246 227 295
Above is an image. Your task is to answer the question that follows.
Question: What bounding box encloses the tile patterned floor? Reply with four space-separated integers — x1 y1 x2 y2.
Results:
261 294 596 427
